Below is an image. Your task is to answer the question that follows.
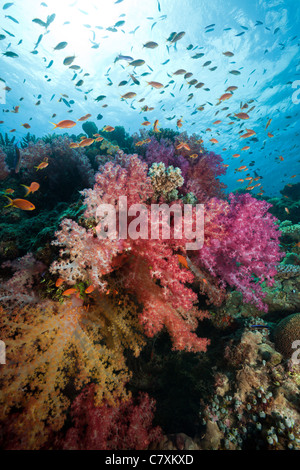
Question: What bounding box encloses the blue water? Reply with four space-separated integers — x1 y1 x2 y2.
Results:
0 0 299 195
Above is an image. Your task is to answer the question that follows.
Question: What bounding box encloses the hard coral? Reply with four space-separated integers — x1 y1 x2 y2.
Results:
274 313 300 359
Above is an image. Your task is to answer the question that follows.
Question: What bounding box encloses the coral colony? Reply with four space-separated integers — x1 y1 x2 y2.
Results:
0 127 299 451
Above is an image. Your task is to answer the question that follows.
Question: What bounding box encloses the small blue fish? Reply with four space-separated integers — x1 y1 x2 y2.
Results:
250 324 270 330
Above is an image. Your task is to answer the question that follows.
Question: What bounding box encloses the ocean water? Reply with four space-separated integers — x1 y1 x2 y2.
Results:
0 0 299 194
0 0 299 453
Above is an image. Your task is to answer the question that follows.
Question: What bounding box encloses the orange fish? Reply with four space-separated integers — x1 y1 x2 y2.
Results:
235 112 249 120
213 120 222 125
241 146 250 151
285 207 290 214
237 179 244 182
55 278 64 287
51 120 77 129
141 121 151 126
121 92 137 99
69 142 80 148
4 197 35 211
279 156 284 161
102 125 115 132
210 138 218 144
240 129 256 139
189 154 198 159
232 154 240 158
237 166 247 171
79 138 94 147
267 132 274 138
85 285 95 294
21 182 40 196
95 136 104 142
177 254 189 269
265 118 272 129
35 159 49 171
77 114 92 122
226 86 238 92
218 93 232 102
177 118 183 128
147 81 164 89
21 123 31 129
176 142 191 151
62 288 78 296
153 119 160 133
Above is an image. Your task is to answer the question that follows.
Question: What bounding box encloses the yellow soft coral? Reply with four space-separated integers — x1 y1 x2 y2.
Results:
0 294 145 449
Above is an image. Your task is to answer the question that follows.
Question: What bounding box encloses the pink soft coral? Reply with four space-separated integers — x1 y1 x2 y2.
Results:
51 152 210 353
51 151 282 352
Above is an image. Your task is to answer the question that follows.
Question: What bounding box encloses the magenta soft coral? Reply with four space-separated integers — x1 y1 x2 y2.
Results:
144 134 226 200
56 385 162 450
194 193 283 311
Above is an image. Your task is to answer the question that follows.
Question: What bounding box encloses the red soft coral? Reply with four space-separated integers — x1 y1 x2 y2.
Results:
56 385 162 450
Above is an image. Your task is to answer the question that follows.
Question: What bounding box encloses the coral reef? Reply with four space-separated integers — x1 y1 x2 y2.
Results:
0 128 293 451
197 322 300 450
0 147 9 180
